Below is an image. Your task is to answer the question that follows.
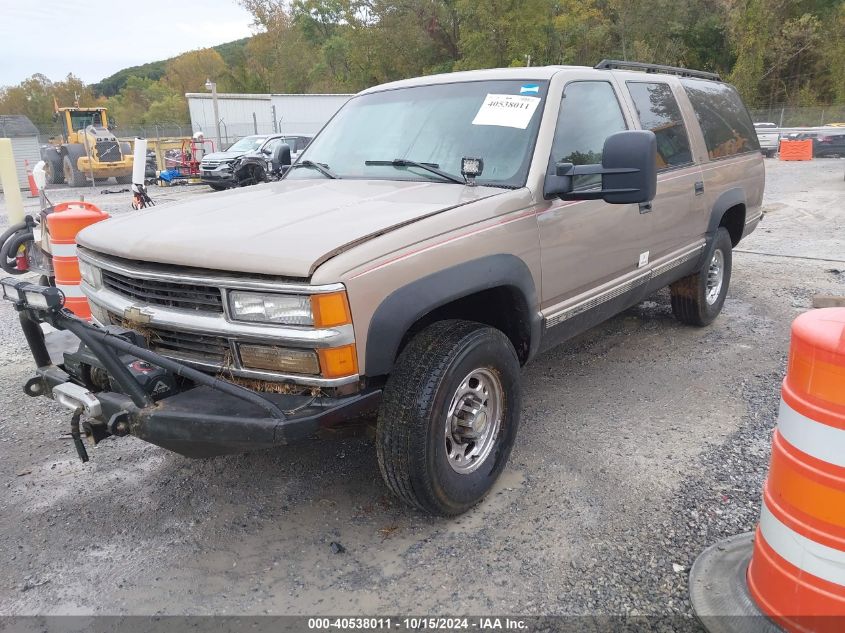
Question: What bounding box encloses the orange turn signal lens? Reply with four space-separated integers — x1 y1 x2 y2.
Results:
311 291 352 328
318 344 358 378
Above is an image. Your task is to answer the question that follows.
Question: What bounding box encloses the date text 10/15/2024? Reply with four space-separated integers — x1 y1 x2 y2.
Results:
308 617 529 630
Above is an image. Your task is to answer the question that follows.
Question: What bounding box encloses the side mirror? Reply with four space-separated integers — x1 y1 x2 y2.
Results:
543 130 657 204
271 143 291 173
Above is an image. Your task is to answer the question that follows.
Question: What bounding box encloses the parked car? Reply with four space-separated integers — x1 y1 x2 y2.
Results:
6 61 764 516
232 135 312 186
813 133 845 157
754 122 780 157
199 134 311 190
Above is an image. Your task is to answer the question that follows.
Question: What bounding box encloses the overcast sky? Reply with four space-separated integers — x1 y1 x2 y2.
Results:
0 0 255 87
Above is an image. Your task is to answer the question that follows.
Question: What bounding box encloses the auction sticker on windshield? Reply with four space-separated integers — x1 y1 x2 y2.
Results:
472 94 541 129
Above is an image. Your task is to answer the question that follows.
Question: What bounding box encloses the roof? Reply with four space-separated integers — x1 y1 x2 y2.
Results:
185 93 354 100
0 115 39 138
358 63 724 95
359 66 586 95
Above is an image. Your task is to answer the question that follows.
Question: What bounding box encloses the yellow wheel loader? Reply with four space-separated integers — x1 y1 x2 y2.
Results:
41 100 133 187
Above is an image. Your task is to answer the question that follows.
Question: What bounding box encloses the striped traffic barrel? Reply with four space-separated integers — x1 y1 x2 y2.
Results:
747 307 845 632
690 308 845 633
46 202 109 319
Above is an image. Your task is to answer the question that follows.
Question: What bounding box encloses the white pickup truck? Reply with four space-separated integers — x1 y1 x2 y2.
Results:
754 122 780 158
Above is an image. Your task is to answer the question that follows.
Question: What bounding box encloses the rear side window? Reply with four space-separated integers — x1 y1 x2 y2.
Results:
626 82 693 170
548 81 628 189
681 79 760 159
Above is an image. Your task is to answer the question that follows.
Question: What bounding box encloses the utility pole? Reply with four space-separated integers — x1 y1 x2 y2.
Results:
205 78 222 151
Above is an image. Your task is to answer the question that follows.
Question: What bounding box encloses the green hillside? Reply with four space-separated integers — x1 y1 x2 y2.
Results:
93 37 251 97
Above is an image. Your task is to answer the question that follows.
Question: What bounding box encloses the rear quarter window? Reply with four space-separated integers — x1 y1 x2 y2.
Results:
681 79 760 159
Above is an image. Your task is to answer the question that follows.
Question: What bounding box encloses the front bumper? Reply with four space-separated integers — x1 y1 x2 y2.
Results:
78 157 133 176
2 278 380 458
199 165 235 185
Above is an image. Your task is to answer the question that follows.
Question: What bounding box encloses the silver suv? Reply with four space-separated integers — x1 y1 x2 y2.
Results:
5 60 764 515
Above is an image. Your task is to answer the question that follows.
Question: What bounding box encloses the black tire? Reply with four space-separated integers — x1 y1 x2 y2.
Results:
115 174 133 185
238 164 265 187
209 183 227 191
376 320 521 516
42 148 64 184
670 227 733 326
62 146 88 187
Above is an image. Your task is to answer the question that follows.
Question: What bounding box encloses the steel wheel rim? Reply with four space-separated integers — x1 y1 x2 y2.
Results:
444 367 503 474
706 249 724 305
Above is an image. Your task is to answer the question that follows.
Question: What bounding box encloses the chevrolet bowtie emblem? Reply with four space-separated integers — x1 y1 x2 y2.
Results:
123 306 152 324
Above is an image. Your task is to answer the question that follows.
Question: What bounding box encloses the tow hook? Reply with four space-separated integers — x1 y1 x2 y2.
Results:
69 408 89 463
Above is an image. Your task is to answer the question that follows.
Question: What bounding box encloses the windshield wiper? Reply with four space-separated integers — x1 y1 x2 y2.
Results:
364 159 465 185
290 160 339 179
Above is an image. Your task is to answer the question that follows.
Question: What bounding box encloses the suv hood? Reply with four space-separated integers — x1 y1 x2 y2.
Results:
200 150 244 162
77 179 505 278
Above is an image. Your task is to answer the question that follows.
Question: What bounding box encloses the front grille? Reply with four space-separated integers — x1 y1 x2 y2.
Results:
96 141 121 162
101 269 224 313
201 160 220 168
146 326 231 365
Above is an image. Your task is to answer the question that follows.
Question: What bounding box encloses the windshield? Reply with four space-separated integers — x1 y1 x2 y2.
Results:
69 111 103 131
228 136 266 152
287 80 548 188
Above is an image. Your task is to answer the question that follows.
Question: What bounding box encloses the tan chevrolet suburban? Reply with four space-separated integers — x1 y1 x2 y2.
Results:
3 60 763 516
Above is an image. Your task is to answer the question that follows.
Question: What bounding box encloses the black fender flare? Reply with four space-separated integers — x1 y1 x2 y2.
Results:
364 254 541 377
698 187 746 265
40 145 61 161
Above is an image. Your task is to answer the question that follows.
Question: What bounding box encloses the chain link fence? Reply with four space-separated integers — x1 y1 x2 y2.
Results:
34 121 285 151
36 122 192 142
748 105 845 128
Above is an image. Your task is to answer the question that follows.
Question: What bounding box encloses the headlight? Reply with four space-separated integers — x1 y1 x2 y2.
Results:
78 259 102 288
229 291 313 325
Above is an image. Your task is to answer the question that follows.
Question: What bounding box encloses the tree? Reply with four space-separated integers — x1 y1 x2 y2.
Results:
163 49 228 96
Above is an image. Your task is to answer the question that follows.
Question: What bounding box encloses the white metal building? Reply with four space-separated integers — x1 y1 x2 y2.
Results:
0 115 40 191
186 93 352 147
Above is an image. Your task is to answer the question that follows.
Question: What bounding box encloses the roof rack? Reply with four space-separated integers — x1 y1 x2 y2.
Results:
594 60 721 82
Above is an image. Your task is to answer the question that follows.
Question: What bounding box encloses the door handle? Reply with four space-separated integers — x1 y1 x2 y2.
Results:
694 181 705 195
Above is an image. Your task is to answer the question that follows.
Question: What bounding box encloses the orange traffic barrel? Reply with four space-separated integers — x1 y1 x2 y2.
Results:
690 308 845 633
779 139 814 161
46 202 109 319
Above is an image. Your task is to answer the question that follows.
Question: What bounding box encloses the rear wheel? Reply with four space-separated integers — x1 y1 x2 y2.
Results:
670 227 733 326
376 320 521 516
115 174 132 185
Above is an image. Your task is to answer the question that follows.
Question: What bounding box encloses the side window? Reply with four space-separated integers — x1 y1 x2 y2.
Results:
548 81 628 189
626 82 693 170
681 79 760 159
263 138 281 154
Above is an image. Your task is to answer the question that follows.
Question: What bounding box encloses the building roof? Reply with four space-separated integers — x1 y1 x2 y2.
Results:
0 115 39 138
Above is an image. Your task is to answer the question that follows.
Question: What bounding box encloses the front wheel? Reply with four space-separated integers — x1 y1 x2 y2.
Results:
376 320 521 516
670 227 733 326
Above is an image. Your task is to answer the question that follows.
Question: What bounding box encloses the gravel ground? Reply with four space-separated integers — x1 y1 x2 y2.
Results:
0 160 843 624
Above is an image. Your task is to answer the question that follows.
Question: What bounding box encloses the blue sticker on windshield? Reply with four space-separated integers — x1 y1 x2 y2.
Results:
520 84 540 94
